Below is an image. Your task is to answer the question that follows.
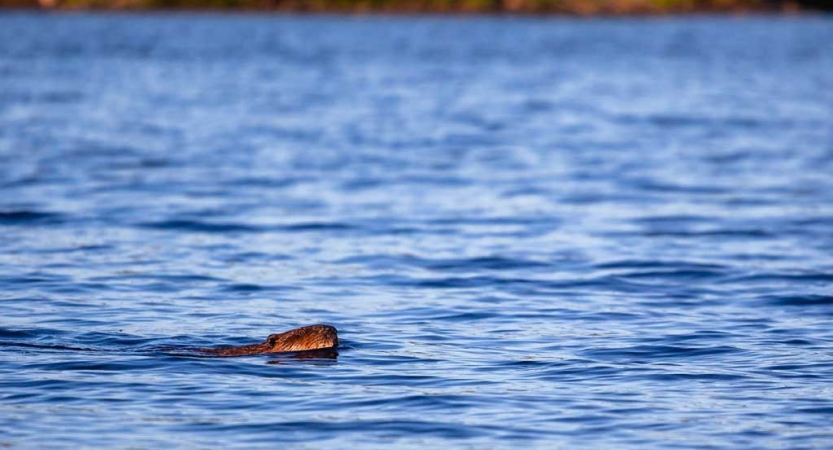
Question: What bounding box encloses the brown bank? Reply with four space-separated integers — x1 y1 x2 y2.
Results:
0 0 826 14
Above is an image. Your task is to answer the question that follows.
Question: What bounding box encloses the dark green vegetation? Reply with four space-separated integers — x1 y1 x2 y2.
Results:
1 0 827 12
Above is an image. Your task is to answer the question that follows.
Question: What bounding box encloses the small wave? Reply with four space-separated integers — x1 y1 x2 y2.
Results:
764 294 833 307
616 269 728 281
219 283 299 293
794 407 833 415
0 210 65 225
139 219 263 233
419 256 551 272
138 219 356 234
280 222 355 232
192 419 493 440
93 273 224 284
221 283 265 292
5 273 73 285
638 330 737 344
409 276 538 290
638 229 773 238
643 372 748 381
583 344 742 361
432 311 500 322
594 259 726 270
632 214 711 225
728 272 833 284
0 328 40 339
615 113 768 130
0 341 97 352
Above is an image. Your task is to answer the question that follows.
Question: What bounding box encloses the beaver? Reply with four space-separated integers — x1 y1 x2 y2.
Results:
198 324 338 357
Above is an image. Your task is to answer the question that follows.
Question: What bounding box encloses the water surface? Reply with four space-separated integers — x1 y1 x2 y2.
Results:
1 13 832 449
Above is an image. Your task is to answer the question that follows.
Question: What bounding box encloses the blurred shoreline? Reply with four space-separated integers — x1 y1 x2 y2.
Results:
1 0 827 15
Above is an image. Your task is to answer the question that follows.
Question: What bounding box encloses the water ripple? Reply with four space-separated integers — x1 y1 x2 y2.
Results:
1 13 832 450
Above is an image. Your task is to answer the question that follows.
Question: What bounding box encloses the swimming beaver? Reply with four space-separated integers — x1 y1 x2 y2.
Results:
198 324 338 356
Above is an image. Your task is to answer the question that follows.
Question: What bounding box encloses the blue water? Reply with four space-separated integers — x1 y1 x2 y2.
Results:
1 12 833 449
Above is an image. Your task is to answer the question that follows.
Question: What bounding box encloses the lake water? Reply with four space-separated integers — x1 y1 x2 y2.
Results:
1 12 832 449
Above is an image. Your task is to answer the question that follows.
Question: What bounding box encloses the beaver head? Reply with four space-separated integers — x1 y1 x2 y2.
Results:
265 324 338 353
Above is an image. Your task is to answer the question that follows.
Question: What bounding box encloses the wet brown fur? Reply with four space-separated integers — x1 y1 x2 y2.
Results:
199 324 338 356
